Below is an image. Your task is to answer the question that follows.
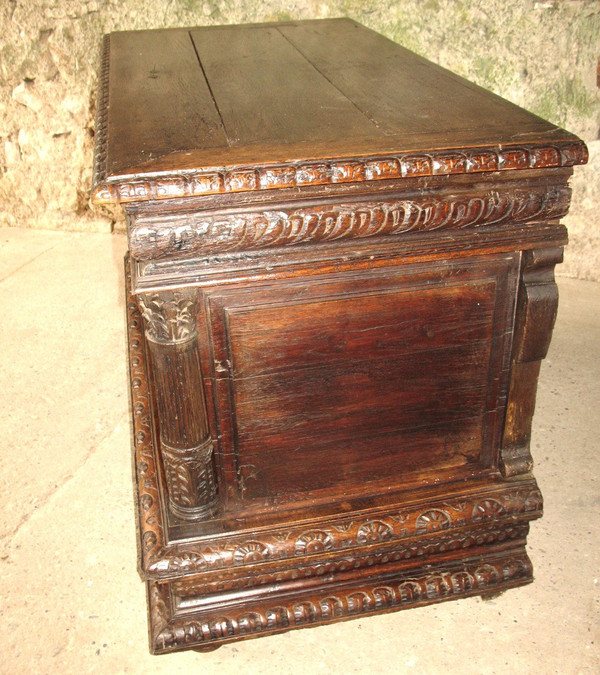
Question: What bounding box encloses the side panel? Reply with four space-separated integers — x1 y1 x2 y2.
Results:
202 253 519 516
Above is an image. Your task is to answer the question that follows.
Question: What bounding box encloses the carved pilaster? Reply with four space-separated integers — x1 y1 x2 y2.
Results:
138 289 218 520
500 248 563 477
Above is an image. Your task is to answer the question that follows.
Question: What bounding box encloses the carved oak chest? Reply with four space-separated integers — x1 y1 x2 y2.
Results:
92 19 587 654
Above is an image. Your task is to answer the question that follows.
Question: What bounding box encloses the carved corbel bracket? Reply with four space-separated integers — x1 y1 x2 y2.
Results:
500 248 563 477
138 288 218 519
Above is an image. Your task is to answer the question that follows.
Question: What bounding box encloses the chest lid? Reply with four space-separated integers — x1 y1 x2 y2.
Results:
92 18 587 206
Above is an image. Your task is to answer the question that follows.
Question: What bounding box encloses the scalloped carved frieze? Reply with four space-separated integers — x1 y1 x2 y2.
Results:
129 185 571 261
141 481 541 579
172 523 529 597
93 141 587 205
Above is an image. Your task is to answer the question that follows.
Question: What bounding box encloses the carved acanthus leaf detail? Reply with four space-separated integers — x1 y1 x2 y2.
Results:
138 290 197 343
130 186 570 260
161 446 217 516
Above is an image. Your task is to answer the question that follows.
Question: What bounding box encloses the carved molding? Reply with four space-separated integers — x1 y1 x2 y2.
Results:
92 35 110 203
127 270 160 538
149 488 540 579
172 522 530 597
129 186 571 260
93 141 587 205
126 273 543 579
149 553 533 653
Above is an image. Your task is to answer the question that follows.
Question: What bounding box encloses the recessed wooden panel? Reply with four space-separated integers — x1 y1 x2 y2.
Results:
206 258 516 512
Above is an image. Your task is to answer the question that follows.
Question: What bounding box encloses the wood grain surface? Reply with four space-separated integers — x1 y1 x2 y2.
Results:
93 18 586 204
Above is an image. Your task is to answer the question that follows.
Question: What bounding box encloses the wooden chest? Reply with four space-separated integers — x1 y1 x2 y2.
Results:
92 19 587 654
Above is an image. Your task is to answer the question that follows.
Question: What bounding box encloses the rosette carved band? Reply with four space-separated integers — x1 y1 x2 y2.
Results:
129 185 570 261
138 289 218 519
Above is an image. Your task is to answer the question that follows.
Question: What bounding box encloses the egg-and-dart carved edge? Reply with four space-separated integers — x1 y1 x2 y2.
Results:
94 139 587 205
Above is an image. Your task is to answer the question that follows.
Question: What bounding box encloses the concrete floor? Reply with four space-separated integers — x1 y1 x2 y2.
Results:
0 227 598 674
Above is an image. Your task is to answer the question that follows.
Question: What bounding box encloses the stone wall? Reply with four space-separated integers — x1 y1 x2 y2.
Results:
1 0 598 278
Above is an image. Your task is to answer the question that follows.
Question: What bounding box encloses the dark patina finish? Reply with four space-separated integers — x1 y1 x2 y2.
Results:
93 19 587 654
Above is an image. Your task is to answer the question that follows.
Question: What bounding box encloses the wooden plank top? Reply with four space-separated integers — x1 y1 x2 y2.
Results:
92 19 587 205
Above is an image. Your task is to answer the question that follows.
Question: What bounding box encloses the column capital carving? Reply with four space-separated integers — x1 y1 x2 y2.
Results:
138 289 198 344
